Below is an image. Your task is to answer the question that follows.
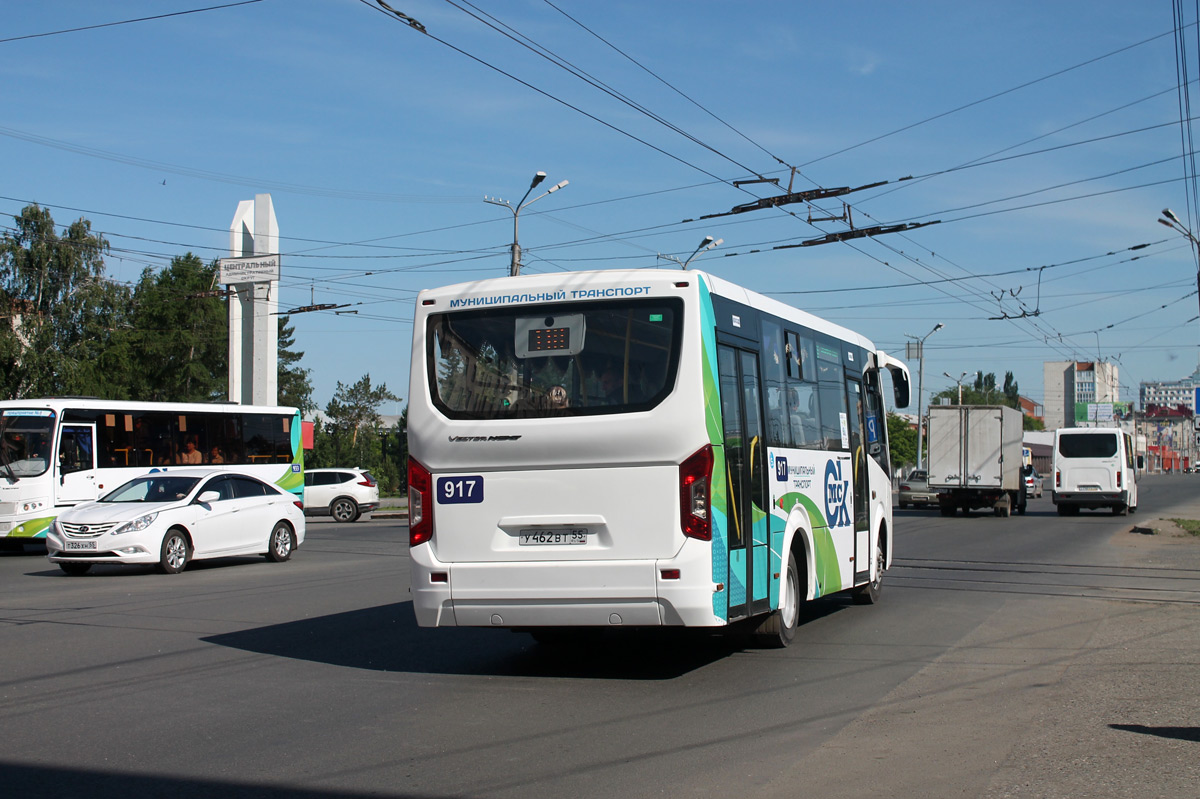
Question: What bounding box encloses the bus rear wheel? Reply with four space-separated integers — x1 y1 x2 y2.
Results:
757 557 800 648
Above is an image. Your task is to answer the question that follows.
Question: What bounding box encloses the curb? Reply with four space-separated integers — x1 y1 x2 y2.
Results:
371 511 409 520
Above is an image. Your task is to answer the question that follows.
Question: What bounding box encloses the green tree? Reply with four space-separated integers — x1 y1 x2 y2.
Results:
125 254 227 401
1002 371 1020 405
933 369 1022 410
322 374 401 467
0 204 119 398
887 412 918 473
278 315 314 414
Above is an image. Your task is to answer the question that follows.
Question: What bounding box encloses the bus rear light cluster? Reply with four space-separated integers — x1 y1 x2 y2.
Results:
679 444 713 541
1116 470 1122 488
1055 470 1061 488
408 458 433 546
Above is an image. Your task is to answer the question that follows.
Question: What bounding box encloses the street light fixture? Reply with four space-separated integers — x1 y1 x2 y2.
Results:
943 371 969 404
485 171 569 277
1158 208 1200 323
906 322 943 470
658 235 724 269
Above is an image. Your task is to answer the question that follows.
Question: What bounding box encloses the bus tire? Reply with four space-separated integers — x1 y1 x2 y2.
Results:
853 535 884 605
757 557 800 648
157 528 191 574
59 561 92 576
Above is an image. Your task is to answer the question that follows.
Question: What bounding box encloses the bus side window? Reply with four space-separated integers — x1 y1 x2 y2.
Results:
761 319 788 447
863 367 889 475
818 384 848 451
786 381 820 448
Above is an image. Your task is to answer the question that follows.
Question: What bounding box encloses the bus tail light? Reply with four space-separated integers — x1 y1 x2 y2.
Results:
1055 470 1061 488
1116 470 1122 488
680 444 713 541
408 458 433 546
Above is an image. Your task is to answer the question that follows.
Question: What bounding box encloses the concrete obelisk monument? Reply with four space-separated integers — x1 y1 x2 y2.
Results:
220 193 279 406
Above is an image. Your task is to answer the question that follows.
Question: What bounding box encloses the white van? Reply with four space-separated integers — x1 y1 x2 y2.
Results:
1052 427 1140 516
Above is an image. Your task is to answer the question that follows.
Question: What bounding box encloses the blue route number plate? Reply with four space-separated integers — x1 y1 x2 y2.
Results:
437 476 484 504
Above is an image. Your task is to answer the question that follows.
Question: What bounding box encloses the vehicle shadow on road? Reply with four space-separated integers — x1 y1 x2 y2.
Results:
0 761 444 799
202 600 844 680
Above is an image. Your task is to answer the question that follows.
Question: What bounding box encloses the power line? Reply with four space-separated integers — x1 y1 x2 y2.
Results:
798 22 1191 168
0 1 266 45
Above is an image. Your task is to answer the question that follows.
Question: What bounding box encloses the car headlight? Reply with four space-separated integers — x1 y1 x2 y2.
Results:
115 513 158 535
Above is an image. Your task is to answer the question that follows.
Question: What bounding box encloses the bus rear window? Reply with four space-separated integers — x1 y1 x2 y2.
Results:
1058 433 1119 458
428 299 682 419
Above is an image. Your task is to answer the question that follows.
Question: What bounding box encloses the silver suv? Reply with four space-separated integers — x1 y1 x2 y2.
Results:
303 468 380 522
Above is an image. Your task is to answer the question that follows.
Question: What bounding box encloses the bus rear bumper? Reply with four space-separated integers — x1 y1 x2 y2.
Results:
409 541 723 629
1052 490 1128 509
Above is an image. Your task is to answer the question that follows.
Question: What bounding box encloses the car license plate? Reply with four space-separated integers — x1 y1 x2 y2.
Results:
65 541 96 551
519 528 587 546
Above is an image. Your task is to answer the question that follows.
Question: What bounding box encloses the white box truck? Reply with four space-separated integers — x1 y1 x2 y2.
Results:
927 405 1026 517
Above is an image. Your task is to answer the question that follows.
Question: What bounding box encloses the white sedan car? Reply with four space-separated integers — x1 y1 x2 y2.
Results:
46 469 305 576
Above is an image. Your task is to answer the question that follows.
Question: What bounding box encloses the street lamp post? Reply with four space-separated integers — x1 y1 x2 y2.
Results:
485 171 569 277
658 235 723 269
906 322 943 470
1158 208 1200 321
944 370 968 404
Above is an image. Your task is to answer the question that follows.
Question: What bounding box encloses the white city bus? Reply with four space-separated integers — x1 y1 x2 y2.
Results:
407 269 911 646
0 398 303 542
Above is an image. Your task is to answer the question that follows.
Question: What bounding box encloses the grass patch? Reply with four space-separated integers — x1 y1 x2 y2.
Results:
1169 518 1200 537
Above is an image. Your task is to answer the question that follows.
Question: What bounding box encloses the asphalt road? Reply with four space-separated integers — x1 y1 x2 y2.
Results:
2 476 1198 798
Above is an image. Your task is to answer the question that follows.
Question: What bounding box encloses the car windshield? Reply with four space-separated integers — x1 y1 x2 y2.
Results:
908 471 927 480
0 410 56 479
101 475 201 503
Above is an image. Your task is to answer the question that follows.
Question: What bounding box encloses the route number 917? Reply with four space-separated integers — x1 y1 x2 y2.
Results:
436 476 484 504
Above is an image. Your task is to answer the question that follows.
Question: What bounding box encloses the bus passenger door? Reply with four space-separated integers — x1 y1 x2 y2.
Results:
718 344 770 621
845 378 870 578
57 424 98 505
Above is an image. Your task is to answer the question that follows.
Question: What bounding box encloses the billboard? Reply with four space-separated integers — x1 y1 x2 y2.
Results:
1073 401 1131 424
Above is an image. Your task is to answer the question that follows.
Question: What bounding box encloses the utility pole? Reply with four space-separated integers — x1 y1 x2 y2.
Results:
485 171 568 277
905 322 943 471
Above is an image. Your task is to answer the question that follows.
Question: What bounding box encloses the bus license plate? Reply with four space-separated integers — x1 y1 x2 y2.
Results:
519 528 586 546
65 541 96 551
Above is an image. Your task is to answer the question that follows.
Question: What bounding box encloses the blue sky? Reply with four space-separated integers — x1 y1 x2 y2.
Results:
4 1 1199 415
